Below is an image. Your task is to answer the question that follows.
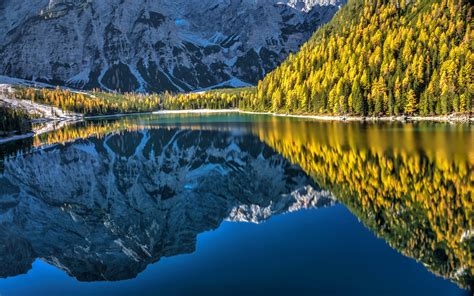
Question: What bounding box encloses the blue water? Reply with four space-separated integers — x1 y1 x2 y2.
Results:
0 206 464 296
0 116 471 295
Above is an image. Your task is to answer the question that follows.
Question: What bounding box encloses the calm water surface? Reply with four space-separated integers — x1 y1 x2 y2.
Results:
0 113 472 295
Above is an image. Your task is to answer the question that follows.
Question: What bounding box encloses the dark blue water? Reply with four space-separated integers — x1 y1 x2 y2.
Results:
0 115 471 295
0 206 464 296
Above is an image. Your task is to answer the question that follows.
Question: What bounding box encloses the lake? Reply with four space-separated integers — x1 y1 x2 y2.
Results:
0 113 472 295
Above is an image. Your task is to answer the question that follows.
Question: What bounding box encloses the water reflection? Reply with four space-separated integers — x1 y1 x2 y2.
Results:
0 127 333 281
250 118 473 289
0 113 472 290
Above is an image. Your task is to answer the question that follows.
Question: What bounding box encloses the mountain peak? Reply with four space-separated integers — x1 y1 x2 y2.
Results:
0 0 345 92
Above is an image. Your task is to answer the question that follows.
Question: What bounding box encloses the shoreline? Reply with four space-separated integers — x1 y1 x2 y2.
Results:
1 108 472 145
94 108 472 123
0 84 83 145
0 118 81 145
153 109 473 123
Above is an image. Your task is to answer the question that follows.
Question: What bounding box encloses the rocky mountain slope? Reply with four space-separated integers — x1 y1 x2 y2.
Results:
0 0 344 92
0 128 334 281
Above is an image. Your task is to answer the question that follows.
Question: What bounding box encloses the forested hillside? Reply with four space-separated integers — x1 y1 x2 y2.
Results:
249 0 472 116
13 88 162 116
12 87 250 115
139 0 473 116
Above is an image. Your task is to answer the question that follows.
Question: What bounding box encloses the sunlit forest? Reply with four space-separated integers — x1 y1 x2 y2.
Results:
161 88 252 110
250 119 473 288
11 86 251 115
251 0 473 115
13 87 163 115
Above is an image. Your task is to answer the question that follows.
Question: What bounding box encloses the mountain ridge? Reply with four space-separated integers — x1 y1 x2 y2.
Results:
0 0 345 93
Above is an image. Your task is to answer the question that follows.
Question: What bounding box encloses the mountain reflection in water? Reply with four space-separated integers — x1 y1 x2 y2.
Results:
0 127 334 281
0 113 472 291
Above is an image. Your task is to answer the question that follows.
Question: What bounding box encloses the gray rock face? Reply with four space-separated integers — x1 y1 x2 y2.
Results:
0 128 335 281
0 0 344 92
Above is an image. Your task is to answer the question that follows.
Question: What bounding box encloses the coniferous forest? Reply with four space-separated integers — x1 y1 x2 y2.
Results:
0 104 32 135
248 0 473 116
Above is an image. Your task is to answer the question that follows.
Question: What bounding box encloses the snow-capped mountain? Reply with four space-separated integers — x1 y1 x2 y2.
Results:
0 0 345 92
0 128 335 281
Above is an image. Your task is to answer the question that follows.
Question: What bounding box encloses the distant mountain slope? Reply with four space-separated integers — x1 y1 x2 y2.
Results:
248 0 473 116
0 0 345 93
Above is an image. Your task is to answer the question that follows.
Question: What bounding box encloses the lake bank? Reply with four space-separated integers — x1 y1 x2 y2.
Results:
153 109 473 123
0 84 82 144
0 119 82 145
1 107 472 145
